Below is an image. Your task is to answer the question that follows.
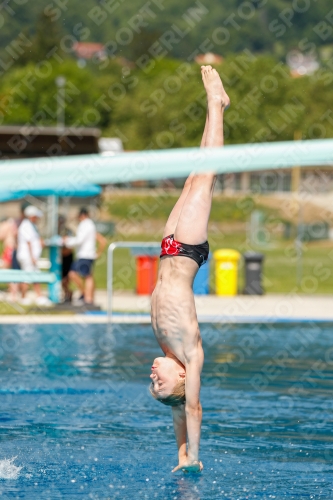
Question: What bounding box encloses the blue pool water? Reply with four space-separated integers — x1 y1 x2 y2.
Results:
1 321 333 499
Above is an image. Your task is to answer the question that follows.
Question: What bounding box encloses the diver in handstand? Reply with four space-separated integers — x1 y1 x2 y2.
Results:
150 65 229 473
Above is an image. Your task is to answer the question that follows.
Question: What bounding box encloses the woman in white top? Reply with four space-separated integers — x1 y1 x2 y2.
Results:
17 205 48 305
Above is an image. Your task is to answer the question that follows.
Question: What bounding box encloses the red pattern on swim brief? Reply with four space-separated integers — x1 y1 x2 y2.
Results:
160 235 183 257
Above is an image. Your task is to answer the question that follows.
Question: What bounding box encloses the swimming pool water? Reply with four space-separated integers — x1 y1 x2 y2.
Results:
0 321 333 499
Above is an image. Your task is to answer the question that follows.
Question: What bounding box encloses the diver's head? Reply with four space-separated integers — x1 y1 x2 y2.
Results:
149 356 185 407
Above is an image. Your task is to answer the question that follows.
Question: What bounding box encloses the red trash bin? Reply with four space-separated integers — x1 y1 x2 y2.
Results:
136 255 159 295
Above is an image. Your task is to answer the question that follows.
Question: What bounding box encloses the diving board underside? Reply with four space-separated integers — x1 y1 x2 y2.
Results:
0 139 332 190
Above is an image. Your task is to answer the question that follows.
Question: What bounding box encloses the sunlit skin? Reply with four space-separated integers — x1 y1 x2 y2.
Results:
150 66 229 474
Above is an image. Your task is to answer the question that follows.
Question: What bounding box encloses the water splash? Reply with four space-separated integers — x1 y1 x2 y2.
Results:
0 457 22 479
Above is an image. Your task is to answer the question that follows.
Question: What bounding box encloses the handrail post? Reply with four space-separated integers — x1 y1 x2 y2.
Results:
107 242 116 324
107 241 160 325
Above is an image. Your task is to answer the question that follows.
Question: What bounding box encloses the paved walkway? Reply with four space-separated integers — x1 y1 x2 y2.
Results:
101 291 333 322
0 291 333 323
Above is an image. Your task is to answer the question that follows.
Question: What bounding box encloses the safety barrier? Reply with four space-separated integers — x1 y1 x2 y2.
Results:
107 242 160 323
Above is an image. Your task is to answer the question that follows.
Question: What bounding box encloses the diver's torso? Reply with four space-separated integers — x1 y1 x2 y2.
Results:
151 257 201 364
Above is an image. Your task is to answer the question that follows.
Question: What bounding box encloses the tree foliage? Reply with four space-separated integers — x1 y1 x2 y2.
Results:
16 11 65 65
0 55 332 149
0 0 332 62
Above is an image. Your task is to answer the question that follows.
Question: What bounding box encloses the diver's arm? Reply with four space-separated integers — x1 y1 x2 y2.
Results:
172 348 204 473
27 241 36 266
65 223 85 248
184 350 203 464
171 405 187 465
96 232 107 258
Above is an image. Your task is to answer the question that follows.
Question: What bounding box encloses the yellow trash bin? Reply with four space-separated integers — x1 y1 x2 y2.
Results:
213 249 241 296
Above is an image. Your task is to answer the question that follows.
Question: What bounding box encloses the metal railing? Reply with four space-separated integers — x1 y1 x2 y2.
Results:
107 241 160 323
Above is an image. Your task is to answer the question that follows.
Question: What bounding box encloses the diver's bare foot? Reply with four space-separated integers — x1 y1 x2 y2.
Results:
172 460 203 473
201 65 230 109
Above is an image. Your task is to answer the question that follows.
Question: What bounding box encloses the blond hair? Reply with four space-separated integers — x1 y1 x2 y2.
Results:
149 379 185 407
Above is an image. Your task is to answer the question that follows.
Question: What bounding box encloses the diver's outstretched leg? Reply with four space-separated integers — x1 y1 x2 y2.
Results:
163 99 211 237
174 66 229 244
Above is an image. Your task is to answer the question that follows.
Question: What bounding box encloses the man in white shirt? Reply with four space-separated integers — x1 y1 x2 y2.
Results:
17 205 47 305
65 208 106 304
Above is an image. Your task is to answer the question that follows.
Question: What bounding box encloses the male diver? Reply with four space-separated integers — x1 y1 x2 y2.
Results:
150 65 229 473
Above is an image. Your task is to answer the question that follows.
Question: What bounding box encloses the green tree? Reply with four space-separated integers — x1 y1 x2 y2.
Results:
16 11 64 66
0 61 101 127
1 55 332 147
1 0 333 62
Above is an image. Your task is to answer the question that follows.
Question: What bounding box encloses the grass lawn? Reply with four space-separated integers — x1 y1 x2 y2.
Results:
94 232 333 295
1 192 332 300
2 233 330 298
98 192 333 295
104 192 281 224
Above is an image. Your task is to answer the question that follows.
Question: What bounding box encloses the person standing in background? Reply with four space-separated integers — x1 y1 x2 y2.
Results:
12 202 30 273
0 218 17 269
65 207 106 305
17 205 50 306
6 202 30 302
58 215 74 303
0 217 18 301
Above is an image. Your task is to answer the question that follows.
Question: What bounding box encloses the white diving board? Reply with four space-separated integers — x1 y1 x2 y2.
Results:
0 270 56 284
0 139 332 190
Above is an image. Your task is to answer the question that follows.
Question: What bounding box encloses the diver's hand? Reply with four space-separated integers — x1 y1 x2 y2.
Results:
172 459 203 473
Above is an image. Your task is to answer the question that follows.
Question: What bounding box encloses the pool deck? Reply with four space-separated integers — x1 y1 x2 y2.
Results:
0 291 333 323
